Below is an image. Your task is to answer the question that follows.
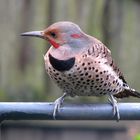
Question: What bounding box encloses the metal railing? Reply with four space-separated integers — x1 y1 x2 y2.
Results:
0 102 140 122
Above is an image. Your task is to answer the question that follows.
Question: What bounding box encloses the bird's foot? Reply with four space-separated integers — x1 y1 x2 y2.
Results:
53 92 67 119
108 94 120 122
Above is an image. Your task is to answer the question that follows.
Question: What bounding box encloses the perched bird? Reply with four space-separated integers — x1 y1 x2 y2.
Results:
21 21 140 121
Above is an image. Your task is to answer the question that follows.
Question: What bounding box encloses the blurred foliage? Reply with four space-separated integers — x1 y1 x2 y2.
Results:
134 134 140 140
0 0 140 102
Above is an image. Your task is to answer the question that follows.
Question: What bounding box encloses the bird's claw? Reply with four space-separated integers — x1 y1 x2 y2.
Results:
53 93 67 119
108 94 120 121
112 100 120 121
53 97 64 119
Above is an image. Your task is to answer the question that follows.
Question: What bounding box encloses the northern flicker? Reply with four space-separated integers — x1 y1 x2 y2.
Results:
21 21 140 121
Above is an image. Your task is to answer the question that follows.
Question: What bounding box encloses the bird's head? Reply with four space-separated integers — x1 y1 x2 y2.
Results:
21 22 94 71
21 21 90 50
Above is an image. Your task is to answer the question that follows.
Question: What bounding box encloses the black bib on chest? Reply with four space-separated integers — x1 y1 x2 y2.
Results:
49 53 75 71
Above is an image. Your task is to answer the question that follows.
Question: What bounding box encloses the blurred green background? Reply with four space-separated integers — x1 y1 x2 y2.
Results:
1 0 140 140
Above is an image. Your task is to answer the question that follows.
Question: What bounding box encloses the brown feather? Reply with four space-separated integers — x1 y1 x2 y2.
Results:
114 89 140 98
91 40 127 84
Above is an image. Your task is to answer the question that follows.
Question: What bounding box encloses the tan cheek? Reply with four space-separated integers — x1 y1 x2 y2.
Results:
41 32 48 40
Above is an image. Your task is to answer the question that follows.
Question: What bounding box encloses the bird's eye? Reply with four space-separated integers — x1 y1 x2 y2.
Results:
50 32 57 38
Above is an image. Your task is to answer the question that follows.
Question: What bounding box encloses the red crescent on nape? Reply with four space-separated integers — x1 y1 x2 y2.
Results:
70 34 82 39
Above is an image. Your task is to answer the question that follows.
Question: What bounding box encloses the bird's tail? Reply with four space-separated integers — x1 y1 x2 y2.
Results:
114 88 140 98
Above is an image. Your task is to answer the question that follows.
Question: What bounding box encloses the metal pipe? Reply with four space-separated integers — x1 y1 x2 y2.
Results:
0 102 140 121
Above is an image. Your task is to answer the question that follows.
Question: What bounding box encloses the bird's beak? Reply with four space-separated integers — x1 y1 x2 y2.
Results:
21 31 44 39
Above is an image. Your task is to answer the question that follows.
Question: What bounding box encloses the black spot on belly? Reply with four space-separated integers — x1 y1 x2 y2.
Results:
49 53 75 71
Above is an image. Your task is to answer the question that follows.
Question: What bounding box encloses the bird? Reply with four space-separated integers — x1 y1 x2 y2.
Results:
21 21 140 121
